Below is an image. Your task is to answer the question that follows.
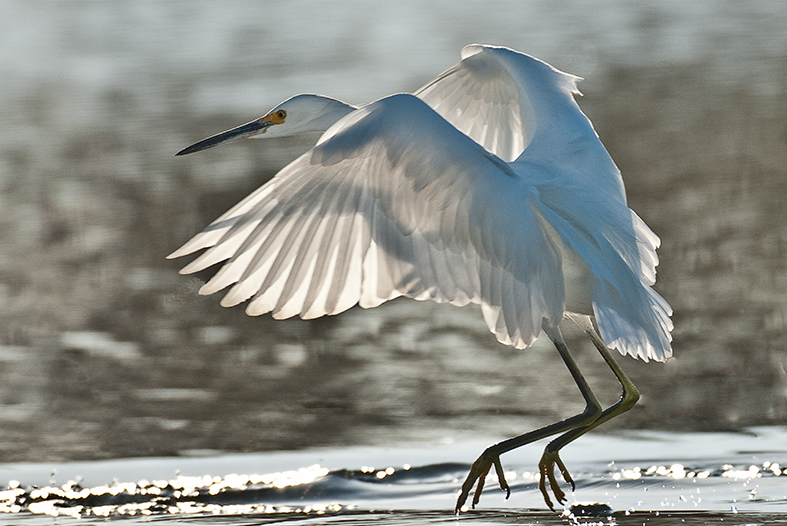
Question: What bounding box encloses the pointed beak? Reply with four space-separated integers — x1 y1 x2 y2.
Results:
176 117 275 156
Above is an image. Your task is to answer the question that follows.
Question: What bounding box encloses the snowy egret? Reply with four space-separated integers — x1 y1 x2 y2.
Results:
170 44 673 511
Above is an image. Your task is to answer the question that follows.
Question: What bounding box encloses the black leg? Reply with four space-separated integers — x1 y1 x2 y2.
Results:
455 322 603 513
536 314 640 508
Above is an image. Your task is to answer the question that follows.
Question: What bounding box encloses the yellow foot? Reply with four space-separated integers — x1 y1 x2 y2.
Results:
455 449 510 513
538 449 575 510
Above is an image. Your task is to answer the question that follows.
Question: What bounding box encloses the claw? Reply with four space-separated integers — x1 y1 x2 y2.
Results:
538 476 555 511
554 454 575 491
455 450 511 513
492 457 511 499
538 449 574 510
470 463 490 508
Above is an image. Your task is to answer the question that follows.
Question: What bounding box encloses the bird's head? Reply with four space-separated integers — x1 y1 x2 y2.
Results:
176 94 357 156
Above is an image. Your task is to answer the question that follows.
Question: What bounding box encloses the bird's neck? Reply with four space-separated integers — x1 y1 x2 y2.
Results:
306 96 357 133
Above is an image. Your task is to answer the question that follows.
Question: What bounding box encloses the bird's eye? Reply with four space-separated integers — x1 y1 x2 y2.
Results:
277 110 286 120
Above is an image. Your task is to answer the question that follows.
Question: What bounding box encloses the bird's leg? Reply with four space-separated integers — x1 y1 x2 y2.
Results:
537 315 640 508
455 323 603 513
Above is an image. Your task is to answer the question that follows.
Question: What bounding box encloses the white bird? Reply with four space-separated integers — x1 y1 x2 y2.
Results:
170 44 673 512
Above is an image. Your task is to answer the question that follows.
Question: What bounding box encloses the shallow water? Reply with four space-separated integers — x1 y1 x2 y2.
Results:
2 427 787 524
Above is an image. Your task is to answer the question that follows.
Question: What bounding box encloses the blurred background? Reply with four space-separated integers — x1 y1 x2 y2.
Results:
1 0 786 464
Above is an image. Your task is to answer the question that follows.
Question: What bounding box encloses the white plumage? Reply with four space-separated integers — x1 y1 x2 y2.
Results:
171 44 673 510
171 44 671 360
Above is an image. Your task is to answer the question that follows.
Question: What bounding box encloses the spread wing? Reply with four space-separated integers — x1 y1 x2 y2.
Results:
416 45 528 163
417 45 672 360
416 44 626 205
169 94 565 349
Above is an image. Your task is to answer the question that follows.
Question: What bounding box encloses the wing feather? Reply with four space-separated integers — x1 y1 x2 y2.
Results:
415 44 671 359
416 45 527 163
417 44 626 205
170 93 564 349
534 181 673 361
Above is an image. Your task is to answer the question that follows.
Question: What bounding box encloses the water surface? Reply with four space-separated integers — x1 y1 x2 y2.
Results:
2 428 787 524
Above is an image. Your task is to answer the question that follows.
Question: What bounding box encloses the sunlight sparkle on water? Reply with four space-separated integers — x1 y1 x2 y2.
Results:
721 465 761 479
376 467 396 479
607 460 787 483
4 453 787 518
1 464 332 518
613 464 712 481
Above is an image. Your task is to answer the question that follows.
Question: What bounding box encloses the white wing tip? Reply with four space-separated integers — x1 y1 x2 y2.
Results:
178 255 217 275
167 245 194 260
460 44 485 59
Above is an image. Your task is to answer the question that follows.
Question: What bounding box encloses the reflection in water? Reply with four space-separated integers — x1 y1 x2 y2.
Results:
0 1 786 467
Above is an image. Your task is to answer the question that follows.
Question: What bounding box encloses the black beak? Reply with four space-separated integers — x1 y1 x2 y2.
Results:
176 118 274 156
